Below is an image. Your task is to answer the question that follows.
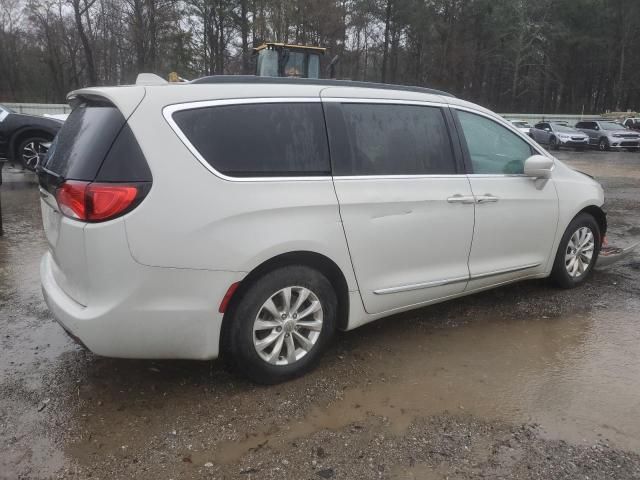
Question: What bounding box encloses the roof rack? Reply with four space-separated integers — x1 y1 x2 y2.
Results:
189 75 455 98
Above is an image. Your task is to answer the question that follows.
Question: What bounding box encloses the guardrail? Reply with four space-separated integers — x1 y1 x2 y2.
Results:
3 103 71 115
501 113 601 125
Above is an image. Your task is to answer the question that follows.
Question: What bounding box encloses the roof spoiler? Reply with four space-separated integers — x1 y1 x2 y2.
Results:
135 73 168 86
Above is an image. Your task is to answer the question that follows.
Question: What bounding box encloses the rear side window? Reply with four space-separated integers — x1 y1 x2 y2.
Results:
326 103 456 176
172 103 330 177
41 100 151 184
44 103 125 180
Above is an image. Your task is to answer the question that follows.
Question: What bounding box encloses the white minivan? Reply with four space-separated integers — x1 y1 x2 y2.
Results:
39 76 606 383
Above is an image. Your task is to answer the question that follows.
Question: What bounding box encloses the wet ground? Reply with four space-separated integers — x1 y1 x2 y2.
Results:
1 150 640 479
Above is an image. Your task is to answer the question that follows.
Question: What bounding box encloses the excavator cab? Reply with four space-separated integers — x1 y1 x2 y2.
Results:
254 43 327 79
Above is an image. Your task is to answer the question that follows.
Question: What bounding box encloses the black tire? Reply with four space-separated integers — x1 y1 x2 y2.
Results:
17 136 50 171
550 137 560 151
598 137 610 152
226 265 337 384
551 213 601 289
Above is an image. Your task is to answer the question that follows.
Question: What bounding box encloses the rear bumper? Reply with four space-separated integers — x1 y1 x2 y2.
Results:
41 251 243 360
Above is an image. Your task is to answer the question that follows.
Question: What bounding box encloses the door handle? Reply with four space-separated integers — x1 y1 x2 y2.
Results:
476 194 499 204
447 194 476 204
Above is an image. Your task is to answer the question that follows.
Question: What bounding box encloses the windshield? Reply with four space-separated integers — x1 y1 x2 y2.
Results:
512 121 530 128
600 122 622 131
308 54 320 79
554 125 577 133
256 50 279 77
283 51 306 77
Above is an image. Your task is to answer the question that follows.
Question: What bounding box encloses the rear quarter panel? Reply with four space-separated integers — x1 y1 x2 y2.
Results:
122 85 359 291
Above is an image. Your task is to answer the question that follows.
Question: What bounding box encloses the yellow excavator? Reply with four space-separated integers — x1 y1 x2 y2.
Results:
168 42 337 82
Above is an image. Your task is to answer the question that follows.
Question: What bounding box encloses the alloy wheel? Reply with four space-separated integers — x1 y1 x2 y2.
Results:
21 140 48 170
253 286 323 365
598 139 608 152
565 227 595 278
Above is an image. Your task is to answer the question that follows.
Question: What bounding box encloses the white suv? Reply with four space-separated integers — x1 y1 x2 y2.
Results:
39 76 606 383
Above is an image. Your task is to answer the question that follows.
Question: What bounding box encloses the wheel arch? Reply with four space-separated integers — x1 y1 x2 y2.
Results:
220 250 351 352
579 205 607 240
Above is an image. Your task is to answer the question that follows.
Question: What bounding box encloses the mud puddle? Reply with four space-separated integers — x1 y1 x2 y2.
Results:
207 301 640 464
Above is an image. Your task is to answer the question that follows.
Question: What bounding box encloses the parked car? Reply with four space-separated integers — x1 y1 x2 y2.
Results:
0 104 63 170
530 121 589 151
575 120 640 151
623 118 640 131
39 76 607 384
509 119 533 136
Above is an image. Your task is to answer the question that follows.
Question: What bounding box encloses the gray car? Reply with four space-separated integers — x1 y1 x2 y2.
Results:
530 121 589 151
575 120 640 152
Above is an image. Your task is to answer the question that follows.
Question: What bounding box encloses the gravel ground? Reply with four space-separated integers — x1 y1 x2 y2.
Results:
1 149 640 479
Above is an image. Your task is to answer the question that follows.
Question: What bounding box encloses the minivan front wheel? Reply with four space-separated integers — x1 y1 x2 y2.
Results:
551 213 601 289
226 265 337 384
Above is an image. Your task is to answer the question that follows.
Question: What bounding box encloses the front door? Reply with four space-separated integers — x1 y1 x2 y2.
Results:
323 98 475 314
454 109 559 291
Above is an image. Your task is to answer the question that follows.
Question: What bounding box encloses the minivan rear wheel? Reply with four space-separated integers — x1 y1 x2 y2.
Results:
551 213 601 289
226 265 337 384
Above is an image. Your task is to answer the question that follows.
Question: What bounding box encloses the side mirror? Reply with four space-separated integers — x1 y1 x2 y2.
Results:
545 127 551 132
524 155 554 179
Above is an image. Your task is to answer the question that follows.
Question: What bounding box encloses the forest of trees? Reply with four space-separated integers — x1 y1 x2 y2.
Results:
1 0 639 114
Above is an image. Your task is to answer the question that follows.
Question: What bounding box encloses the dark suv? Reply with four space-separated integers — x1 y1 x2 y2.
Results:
0 104 63 170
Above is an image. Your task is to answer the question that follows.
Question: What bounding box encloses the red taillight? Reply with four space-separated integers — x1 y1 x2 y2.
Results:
55 181 141 222
56 181 88 219
87 184 138 221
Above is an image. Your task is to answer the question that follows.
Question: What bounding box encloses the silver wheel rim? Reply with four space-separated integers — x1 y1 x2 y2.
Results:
22 141 47 169
253 286 323 366
565 227 595 278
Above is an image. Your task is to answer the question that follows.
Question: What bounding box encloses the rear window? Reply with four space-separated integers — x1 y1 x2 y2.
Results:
172 102 330 177
43 102 126 180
